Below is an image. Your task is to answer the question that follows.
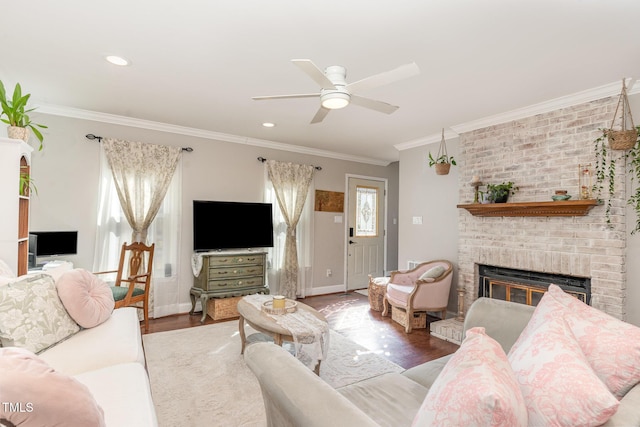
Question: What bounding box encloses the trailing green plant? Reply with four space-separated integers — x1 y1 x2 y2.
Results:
0 80 47 150
593 128 615 227
19 172 37 197
593 126 640 232
486 181 519 203
428 152 456 167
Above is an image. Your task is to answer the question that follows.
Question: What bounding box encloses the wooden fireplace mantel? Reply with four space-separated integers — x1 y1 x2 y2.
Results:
457 199 599 217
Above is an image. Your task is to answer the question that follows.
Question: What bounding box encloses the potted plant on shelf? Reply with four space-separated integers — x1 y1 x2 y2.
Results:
19 171 37 197
486 181 519 203
0 80 47 150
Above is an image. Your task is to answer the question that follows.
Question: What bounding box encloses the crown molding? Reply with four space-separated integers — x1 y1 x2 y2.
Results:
394 129 459 151
35 103 392 166
395 79 638 151
450 78 638 135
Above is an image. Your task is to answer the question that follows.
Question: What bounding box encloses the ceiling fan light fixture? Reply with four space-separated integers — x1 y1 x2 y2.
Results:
321 92 350 110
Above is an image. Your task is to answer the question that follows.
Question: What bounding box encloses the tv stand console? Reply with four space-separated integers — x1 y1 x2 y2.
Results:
189 250 269 323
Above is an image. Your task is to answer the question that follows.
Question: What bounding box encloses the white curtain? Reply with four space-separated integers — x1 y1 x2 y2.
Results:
265 160 315 299
102 138 181 243
93 143 182 318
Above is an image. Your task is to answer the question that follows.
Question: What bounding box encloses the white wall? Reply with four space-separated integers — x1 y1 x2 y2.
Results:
626 93 640 326
398 137 460 312
27 114 398 316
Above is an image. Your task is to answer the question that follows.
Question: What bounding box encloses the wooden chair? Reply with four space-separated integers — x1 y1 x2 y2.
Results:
381 260 453 333
95 242 155 332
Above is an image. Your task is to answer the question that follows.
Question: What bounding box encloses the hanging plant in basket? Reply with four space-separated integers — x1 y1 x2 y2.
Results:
594 125 640 232
593 79 640 232
428 128 456 175
608 79 636 151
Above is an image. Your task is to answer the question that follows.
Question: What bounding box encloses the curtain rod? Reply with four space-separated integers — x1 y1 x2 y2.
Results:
257 156 322 170
85 134 194 152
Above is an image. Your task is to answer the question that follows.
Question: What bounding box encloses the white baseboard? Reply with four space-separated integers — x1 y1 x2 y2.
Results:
153 302 195 318
305 284 346 296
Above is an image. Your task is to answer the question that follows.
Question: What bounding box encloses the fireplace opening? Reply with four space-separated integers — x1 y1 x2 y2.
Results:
478 264 591 306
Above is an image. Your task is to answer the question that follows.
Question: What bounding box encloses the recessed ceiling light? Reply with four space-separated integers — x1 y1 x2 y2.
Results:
105 55 130 66
262 122 276 128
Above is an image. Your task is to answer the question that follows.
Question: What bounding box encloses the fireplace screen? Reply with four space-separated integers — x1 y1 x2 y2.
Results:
478 265 590 306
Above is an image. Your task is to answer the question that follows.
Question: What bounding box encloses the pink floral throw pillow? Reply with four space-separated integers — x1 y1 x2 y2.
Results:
548 284 640 398
508 294 619 426
412 327 527 427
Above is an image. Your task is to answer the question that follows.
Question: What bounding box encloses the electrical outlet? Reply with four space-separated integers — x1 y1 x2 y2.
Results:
326 269 332 277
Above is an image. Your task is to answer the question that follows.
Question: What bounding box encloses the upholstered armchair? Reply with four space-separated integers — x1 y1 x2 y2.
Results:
381 260 453 333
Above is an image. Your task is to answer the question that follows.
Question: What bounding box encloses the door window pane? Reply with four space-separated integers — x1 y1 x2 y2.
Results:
355 186 378 237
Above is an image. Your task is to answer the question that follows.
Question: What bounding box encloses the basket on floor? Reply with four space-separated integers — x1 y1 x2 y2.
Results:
368 276 389 312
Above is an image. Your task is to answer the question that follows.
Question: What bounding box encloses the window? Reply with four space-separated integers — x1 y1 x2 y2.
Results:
355 185 378 237
93 150 182 316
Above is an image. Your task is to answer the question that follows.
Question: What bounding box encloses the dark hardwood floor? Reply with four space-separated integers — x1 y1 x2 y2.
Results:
145 291 459 369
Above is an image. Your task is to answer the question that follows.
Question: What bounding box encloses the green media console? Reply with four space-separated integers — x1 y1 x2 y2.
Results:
189 251 270 322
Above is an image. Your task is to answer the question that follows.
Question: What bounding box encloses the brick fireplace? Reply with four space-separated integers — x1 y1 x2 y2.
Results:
456 96 627 320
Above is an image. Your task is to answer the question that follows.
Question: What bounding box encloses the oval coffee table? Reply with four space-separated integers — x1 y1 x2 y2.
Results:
237 296 328 375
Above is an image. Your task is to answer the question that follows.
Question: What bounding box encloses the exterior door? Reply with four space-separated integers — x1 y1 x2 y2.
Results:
346 177 386 290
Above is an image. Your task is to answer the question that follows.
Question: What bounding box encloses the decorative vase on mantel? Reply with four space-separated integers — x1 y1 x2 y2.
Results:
7 126 29 142
608 79 636 151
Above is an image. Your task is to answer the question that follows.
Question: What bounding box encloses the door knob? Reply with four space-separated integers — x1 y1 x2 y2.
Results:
349 240 356 244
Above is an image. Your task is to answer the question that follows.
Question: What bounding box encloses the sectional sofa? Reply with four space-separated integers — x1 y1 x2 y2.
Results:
246 290 640 426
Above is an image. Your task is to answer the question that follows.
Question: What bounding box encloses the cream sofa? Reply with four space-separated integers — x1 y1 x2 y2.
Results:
245 297 640 427
0 264 157 427
39 307 157 427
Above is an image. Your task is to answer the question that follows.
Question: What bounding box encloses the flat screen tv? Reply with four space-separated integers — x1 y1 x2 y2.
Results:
193 200 274 251
29 231 78 257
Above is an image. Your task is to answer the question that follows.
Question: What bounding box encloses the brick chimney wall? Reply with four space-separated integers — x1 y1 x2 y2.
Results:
457 96 628 319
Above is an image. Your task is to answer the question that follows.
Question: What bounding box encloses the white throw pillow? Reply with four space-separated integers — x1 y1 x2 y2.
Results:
413 327 527 427
418 265 445 281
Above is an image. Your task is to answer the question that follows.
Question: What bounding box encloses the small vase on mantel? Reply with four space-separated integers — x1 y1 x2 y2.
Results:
7 126 29 142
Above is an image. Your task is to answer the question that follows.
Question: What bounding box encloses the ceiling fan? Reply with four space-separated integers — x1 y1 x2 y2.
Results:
252 59 420 124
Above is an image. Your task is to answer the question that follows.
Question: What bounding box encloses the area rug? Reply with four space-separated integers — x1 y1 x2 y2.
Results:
143 321 404 427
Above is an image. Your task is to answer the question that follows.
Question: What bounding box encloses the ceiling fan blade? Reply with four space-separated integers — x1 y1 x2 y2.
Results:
292 59 336 90
310 107 330 124
345 62 420 94
350 95 399 114
252 93 320 101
